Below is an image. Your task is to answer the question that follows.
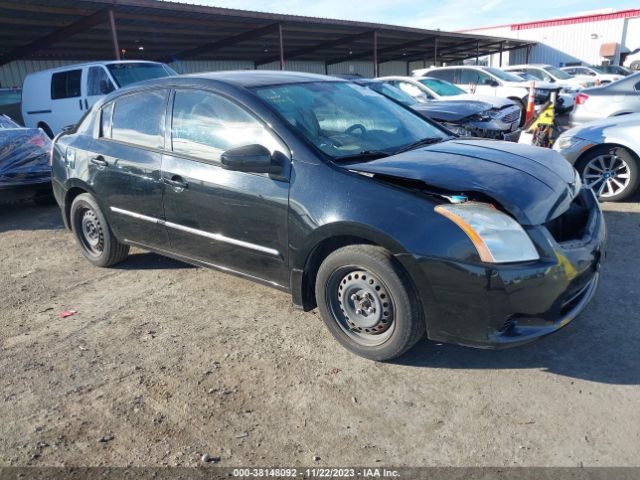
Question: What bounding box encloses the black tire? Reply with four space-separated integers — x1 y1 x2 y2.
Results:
315 245 425 361
575 145 639 202
38 123 54 139
509 97 526 127
70 193 129 267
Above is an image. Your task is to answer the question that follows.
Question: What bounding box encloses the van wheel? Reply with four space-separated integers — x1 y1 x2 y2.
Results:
38 123 54 139
70 193 129 267
315 245 425 361
576 145 639 202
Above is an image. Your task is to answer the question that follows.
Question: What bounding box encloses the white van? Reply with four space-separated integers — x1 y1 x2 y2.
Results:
22 61 177 137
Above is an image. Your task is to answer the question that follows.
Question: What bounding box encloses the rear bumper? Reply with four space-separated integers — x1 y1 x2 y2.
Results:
410 188 606 348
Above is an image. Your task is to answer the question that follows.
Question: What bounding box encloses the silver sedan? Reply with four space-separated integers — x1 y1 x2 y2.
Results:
554 113 640 202
569 72 640 127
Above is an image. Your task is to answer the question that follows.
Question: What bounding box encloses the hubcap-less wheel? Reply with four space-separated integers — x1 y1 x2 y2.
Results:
78 208 104 255
582 153 631 199
327 268 395 346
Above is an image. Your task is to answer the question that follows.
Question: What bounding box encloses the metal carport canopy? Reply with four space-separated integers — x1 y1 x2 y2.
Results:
0 0 534 75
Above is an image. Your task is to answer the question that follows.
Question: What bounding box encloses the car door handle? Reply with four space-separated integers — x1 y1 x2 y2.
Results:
163 176 188 190
90 155 108 167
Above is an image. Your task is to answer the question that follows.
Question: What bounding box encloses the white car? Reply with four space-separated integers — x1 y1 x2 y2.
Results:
624 48 640 71
554 112 640 202
510 72 575 113
503 64 592 92
560 66 624 85
22 60 177 137
378 75 521 125
413 66 561 125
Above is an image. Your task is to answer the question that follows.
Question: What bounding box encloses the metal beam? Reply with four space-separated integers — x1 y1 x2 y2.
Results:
165 22 280 61
278 23 284 70
434 37 438 66
373 30 378 77
0 8 110 66
499 41 503 67
108 9 121 60
256 30 374 66
326 34 435 66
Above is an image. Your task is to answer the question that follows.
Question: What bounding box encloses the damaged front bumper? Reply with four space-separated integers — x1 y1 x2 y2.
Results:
405 187 606 348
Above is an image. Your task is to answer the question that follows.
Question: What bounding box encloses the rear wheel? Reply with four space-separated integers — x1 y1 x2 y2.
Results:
315 245 425 361
70 193 129 266
576 145 639 202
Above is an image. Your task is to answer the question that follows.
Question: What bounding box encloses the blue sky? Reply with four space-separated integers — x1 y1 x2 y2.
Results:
172 1 639 30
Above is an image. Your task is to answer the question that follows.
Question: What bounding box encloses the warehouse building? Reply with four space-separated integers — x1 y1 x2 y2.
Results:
0 0 531 87
461 8 640 67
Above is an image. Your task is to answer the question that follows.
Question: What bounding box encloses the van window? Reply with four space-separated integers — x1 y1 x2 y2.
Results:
111 90 166 149
87 67 115 96
171 89 281 162
51 70 82 99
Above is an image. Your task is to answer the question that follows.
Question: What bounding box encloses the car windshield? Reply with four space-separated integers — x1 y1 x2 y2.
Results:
254 81 447 160
544 66 572 79
484 68 524 82
419 78 465 96
106 63 176 87
603 65 630 75
366 82 418 106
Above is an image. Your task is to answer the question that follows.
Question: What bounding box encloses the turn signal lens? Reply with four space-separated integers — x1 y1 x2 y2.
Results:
435 202 540 263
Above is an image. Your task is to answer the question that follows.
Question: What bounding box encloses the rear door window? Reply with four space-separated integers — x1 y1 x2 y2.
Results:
429 69 455 83
459 69 480 85
110 90 167 149
51 70 82 99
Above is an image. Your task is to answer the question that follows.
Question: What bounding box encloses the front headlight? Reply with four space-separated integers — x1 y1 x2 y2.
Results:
443 123 473 137
554 135 580 150
435 202 540 263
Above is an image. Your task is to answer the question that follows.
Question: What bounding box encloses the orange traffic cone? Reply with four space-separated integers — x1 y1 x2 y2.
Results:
525 81 536 125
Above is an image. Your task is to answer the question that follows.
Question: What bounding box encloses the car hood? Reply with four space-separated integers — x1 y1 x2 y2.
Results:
563 112 640 139
451 93 514 108
502 80 557 90
343 139 578 225
411 100 492 122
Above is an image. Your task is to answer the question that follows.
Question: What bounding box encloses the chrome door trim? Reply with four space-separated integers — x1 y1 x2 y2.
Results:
110 206 281 257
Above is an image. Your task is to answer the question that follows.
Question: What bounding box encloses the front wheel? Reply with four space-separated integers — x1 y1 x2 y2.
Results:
315 245 425 361
70 193 129 267
576 145 639 202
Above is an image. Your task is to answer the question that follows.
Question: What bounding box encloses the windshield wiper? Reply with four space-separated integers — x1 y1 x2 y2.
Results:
394 136 450 154
333 150 390 163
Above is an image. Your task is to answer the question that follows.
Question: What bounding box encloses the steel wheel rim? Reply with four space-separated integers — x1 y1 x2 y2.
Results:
582 153 631 198
77 207 104 255
326 267 395 347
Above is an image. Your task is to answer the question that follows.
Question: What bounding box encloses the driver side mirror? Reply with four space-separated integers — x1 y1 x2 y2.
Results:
220 144 282 175
483 79 499 87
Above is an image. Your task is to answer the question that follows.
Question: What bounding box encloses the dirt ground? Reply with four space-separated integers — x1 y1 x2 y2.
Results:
1 196 639 468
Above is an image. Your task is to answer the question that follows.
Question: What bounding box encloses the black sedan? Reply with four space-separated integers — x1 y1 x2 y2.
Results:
51 72 605 361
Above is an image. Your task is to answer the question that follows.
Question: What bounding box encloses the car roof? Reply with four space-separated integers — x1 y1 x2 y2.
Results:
505 64 551 69
132 70 345 89
26 60 168 76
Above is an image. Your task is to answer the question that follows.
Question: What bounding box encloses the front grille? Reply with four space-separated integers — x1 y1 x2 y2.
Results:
545 194 589 244
499 107 521 124
468 127 505 140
